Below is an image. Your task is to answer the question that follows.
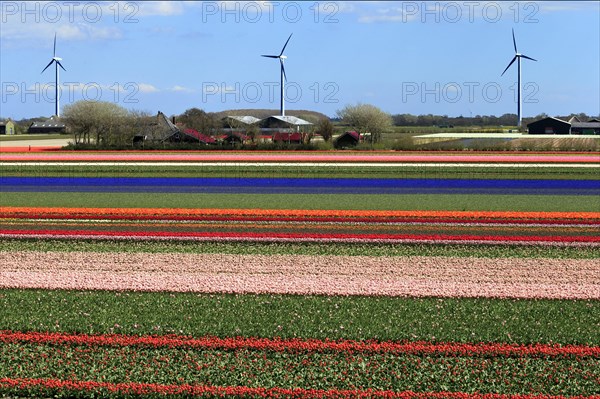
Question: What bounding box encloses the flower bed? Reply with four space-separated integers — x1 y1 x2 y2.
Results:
2 251 598 299
1 155 598 398
1 331 599 398
1 151 599 163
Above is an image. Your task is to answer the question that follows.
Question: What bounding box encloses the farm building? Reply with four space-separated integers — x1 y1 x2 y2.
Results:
221 116 260 142
182 129 217 144
0 119 15 135
527 117 600 135
334 131 361 148
133 112 179 143
219 132 248 144
527 117 571 134
260 115 312 132
273 132 303 144
222 115 261 128
28 116 66 134
571 122 600 135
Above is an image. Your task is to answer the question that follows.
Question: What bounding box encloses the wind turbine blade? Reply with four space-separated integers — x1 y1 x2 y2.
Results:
501 56 517 76
279 33 292 56
521 54 537 62
262 55 279 58
281 59 287 82
53 33 57 57
41 59 54 73
57 60 66 71
512 28 517 53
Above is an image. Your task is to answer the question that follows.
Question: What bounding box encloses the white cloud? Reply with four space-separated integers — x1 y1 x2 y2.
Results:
138 83 159 93
170 85 195 93
358 9 411 24
136 1 185 16
537 1 599 12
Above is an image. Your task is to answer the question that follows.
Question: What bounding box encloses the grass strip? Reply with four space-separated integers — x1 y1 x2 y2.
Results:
1 290 598 345
2 192 599 212
1 342 597 395
2 164 599 180
1 238 598 258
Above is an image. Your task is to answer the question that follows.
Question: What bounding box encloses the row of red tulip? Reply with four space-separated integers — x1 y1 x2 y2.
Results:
2 228 598 245
2 377 599 399
2 331 598 358
3 207 599 221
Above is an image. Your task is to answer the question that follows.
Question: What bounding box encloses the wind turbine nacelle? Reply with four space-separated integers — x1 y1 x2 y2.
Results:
280 55 287 60
53 57 62 61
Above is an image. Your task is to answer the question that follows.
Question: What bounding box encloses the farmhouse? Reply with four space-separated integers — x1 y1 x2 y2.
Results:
527 117 600 135
132 112 178 143
0 119 15 135
334 131 361 149
28 116 66 134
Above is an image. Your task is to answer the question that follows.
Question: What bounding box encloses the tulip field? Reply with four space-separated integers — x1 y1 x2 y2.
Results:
0 150 599 398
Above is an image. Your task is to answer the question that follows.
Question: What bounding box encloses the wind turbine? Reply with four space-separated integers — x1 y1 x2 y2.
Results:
262 33 292 117
501 28 536 128
41 33 66 117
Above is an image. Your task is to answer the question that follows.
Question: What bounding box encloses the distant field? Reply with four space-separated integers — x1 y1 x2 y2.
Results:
0 134 70 141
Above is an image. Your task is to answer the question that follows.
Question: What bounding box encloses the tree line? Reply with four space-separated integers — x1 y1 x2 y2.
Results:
390 112 598 127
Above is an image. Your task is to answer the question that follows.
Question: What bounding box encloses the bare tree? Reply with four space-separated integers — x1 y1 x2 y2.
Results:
62 101 129 145
314 117 335 142
336 103 392 143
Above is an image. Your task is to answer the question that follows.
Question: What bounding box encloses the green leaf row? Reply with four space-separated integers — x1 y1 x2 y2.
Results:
1 238 598 259
1 290 598 345
2 192 599 212
2 343 598 395
2 164 598 180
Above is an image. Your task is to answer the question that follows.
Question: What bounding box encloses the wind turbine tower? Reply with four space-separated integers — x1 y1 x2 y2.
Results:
262 33 292 117
41 33 66 117
501 29 536 128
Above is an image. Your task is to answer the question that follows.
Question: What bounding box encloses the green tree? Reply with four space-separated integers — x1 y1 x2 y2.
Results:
336 103 392 143
178 108 218 136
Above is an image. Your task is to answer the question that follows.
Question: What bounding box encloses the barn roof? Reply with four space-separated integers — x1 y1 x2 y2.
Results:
183 128 217 144
526 117 570 127
571 122 600 128
224 115 261 125
29 116 66 128
263 115 313 126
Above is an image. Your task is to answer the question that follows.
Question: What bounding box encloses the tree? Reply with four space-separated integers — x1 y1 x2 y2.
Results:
62 101 129 145
245 123 260 143
178 108 218 136
314 117 335 142
336 103 392 143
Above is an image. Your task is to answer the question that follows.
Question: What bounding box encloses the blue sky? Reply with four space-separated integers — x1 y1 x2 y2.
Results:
1 1 599 119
